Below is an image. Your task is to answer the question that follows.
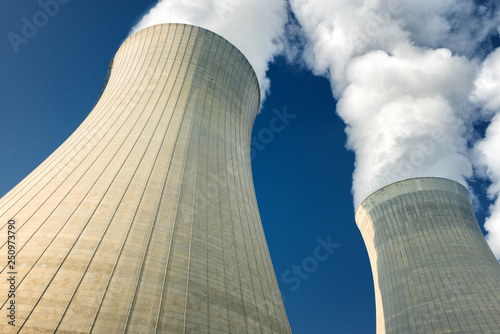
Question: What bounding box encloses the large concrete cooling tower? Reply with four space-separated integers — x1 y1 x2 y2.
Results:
356 177 500 334
0 23 291 333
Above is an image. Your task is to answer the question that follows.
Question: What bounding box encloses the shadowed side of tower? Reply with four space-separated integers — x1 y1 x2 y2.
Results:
0 23 291 333
356 177 500 334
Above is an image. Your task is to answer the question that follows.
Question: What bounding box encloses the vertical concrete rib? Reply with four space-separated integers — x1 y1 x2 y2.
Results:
0 23 291 333
356 177 500 334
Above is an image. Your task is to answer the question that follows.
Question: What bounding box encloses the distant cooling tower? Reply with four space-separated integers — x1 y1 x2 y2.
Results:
356 177 500 333
0 23 291 333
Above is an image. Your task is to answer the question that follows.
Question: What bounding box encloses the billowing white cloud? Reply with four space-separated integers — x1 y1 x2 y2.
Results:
394 0 498 56
340 46 477 205
471 48 500 113
471 48 500 258
289 0 483 206
130 0 289 99
289 0 408 95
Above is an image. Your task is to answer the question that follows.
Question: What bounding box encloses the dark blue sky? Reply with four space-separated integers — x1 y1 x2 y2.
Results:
0 1 496 333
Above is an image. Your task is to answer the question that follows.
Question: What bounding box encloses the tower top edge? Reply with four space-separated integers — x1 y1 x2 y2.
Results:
355 177 471 219
122 23 261 103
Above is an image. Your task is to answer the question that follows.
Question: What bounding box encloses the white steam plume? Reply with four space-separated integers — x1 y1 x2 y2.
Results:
393 0 499 57
288 0 500 258
130 0 289 99
471 48 500 258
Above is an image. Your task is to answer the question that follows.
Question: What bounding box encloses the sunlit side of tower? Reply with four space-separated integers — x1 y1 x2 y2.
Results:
356 177 500 334
0 23 291 333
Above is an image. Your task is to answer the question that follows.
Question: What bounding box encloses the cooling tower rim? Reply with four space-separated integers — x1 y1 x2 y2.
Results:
355 177 471 220
124 23 261 104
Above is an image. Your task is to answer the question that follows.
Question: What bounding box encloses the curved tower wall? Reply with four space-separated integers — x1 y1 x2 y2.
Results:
356 177 500 334
0 23 291 333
